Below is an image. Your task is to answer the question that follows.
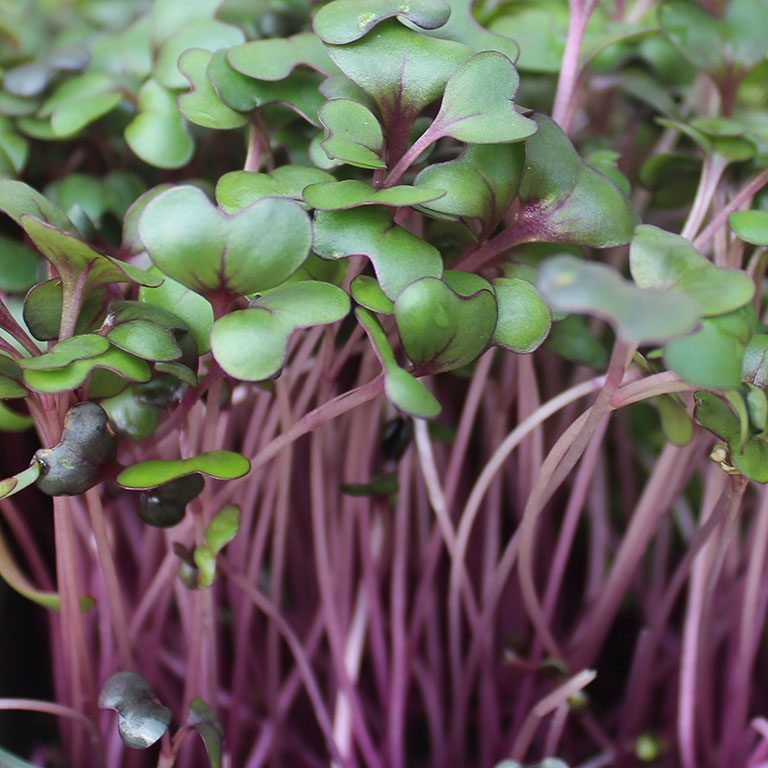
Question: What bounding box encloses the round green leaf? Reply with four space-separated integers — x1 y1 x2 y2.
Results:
211 281 350 380
729 210 768 246
138 185 312 296
492 277 551 353
116 450 251 489
125 79 194 170
394 276 497 371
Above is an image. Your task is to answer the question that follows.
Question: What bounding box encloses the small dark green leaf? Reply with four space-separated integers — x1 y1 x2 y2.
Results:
23 280 108 341
138 474 205 527
98 671 171 750
341 472 399 496
34 403 117 496
101 388 160 441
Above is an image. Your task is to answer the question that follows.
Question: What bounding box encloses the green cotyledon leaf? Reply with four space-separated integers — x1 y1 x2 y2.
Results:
138 185 311 296
211 281 349 381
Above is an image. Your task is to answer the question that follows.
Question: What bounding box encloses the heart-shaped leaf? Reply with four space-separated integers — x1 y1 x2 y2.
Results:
356 307 441 418
227 33 337 81
155 21 245 90
304 180 444 210
116 450 251 489
492 277 551 354
23 347 151 394
394 276 497 372
125 79 194 169
98 671 171 750
425 51 536 144
537 255 699 345
207 49 324 124
34 403 117 496
325 21 471 129
188 698 224 768
630 224 754 316
664 305 755 389
414 143 524 229
138 474 205 527
139 185 312 296
313 207 443 299
38 74 122 137
517 115 638 248
313 0 450 44
101 388 160 441
211 281 350 380
178 49 248 130
729 210 768 246
317 99 386 169
216 166 334 212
